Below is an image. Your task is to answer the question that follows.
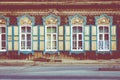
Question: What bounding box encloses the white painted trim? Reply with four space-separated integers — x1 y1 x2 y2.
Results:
71 25 84 51
97 25 110 51
19 24 32 51
0 26 6 51
45 24 58 51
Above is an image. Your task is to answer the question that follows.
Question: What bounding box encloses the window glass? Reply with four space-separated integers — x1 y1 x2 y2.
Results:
21 27 25 33
27 34 31 40
27 27 31 33
51 27 56 33
46 26 57 50
20 26 31 50
78 27 82 33
2 27 5 33
0 27 6 51
72 26 83 51
2 34 5 40
98 26 110 51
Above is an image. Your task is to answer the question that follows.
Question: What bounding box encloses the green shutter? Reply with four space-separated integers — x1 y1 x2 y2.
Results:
84 25 90 51
111 25 117 51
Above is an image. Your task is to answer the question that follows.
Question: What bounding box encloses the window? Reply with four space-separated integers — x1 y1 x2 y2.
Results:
20 25 32 51
96 14 112 52
0 26 6 51
18 15 34 51
43 14 60 52
46 25 57 51
98 26 110 51
69 15 85 52
72 25 83 51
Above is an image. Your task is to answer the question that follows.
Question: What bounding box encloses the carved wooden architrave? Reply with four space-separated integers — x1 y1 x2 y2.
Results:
0 18 6 25
19 17 32 25
71 17 84 25
45 17 58 25
97 16 110 25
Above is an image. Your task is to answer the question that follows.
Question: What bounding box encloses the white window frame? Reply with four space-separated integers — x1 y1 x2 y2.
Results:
97 25 110 51
71 25 84 51
20 24 32 51
45 24 58 51
0 25 6 51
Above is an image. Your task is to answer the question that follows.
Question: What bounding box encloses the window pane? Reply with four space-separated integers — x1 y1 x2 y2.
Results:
99 41 103 50
51 27 56 33
47 41 51 49
27 41 31 49
105 34 109 40
47 34 51 41
27 27 31 33
78 27 82 33
21 27 25 33
2 34 6 40
104 27 109 33
52 41 56 49
73 27 77 33
78 41 82 50
52 34 56 40
99 34 103 40
72 34 77 40
105 40 109 50
27 41 31 46
79 34 82 40
72 41 77 49
99 26 103 33
47 27 51 33
21 34 25 40
2 27 5 33
2 41 6 48
27 34 31 40
21 41 25 49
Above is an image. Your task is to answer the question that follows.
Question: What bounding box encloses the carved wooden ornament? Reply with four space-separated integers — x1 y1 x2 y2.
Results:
45 17 58 25
0 18 6 25
19 17 32 25
71 17 83 25
97 17 110 25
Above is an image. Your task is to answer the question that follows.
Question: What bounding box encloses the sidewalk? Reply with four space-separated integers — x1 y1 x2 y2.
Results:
0 59 120 66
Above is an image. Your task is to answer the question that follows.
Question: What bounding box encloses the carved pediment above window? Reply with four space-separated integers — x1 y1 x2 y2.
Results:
0 18 6 25
45 17 58 25
71 17 83 25
19 17 32 25
97 17 110 25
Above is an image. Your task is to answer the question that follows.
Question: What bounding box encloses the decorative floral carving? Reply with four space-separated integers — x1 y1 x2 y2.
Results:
97 17 110 25
45 17 58 25
71 17 83 25
20 17 32 25
0 18 6 25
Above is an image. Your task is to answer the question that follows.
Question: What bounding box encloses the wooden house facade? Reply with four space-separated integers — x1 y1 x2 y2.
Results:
0 0 120 60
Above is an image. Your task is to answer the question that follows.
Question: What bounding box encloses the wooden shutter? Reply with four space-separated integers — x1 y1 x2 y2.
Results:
14 26 19 50
84 25 90 51
33 26 38 51
58 26 64 50
40 26 44 51
8 26 12 50
65 25 70 51
91 25 97 51
111 25 117 50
